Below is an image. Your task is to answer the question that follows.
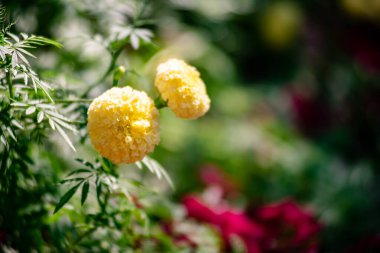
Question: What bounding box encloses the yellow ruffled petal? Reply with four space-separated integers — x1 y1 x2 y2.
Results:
87 86 160 164
155 59 210 119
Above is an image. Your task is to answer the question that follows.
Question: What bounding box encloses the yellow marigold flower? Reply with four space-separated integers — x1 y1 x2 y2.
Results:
87 86 160 164
155 59 210 119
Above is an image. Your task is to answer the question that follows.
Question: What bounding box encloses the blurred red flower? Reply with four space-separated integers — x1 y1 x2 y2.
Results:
183 195 322 253
199 164 239 196
248 200 322 253
181 166 322 253
183 195 263 253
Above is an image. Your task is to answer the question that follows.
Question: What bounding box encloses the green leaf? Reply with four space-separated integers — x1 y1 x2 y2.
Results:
48 118 55 130
45 110 72 122
26 36 63 48
7 32 20 42
75 158 95 169
11 102 27 107
142 157 174 189
11 120 24 130
67 168 92 176
37 111 44 123
53 117 77 132
56 124 76 152
96 177 102 199
53 182 82 214
130 33 139 49
0 135 7 146
81 181 90 205
60 177 84 184
25 106 36 115
6 127 16 142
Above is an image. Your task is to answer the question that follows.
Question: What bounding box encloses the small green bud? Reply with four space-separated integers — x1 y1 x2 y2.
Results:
113 66 126 82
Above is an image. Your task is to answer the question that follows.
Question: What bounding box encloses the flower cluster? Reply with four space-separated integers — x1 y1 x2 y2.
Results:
183 195 321 253
179 167 322 253
88 59 210 164
249 200 321 253
183 195 264 253
155 59 211 119
87 86 160 164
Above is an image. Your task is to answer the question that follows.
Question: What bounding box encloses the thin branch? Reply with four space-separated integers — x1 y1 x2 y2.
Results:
81 47 123 98
51 99 93 104
6 70 13 99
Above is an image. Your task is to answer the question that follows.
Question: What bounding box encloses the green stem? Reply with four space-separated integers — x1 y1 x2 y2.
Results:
103 49 123 82
72 227 97 247
52 99 93 104
134 0 148 24
154 96 167 109
81 48 123 98
6 70 13 99
0 146 9 182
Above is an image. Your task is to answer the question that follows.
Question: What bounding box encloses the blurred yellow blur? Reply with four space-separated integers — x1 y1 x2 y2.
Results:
260 1 303 49
341 0 380 22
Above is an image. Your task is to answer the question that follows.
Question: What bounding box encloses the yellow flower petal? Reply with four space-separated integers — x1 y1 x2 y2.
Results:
155 59 210 119
87 86 160 164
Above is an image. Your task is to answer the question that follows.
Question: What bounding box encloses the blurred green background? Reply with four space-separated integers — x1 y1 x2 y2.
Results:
2 0 380 252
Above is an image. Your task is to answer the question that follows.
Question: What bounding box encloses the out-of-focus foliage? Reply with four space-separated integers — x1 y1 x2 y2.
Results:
1 0 380 252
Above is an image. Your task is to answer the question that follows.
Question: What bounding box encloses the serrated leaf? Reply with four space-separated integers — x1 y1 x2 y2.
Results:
37 111 44 123
81 181 90 205
25 106 36 115
56 124 76 152
53 182 82 214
